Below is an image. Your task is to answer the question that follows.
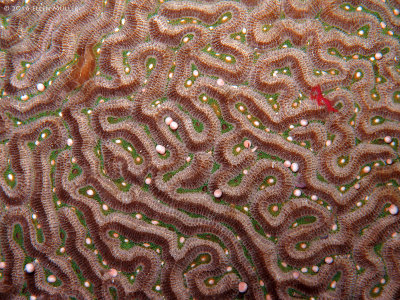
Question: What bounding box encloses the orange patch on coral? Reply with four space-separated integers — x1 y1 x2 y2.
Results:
70 45 96 87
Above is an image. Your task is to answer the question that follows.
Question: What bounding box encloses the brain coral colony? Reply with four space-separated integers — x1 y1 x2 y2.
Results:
0 0 400 299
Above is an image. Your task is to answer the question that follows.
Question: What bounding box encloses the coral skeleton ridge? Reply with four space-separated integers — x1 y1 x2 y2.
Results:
0 0 400 299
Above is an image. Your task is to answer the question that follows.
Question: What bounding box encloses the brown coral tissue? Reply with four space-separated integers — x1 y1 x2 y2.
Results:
1 0 400 299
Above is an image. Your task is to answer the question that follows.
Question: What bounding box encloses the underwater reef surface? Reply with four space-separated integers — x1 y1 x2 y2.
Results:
0 0 400 299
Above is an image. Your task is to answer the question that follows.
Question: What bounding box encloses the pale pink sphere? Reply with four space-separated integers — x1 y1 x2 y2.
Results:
300 119 308 126
213 189 222 198
384 136 392 143
25 263 35 273
325 257 333 264
165 117 173 126
243 140 251 148
238 281 248 293
389 204 399 215
292 271 300 279
156 145 166 155
217 78 224 86
36 83 45 92
290 162 299 172
109 268 118 277
170 121 178 130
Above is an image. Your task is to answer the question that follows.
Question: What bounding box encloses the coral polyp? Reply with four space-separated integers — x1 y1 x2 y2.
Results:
0 0 400 299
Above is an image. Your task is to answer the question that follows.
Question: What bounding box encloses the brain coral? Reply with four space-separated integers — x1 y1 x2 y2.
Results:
0 0 400 299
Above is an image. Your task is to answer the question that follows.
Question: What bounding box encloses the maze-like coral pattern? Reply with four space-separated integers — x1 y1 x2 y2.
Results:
1 0 400 299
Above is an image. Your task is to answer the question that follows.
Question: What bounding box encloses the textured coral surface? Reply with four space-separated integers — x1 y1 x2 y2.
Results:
1 0 400 299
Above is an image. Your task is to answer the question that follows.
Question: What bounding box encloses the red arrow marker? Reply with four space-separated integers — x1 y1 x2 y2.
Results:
310 85 338 112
